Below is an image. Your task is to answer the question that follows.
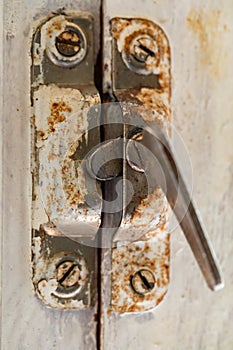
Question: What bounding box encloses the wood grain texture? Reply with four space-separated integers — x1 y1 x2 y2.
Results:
1 1 233 349
0 1 101 349
101 1 233 349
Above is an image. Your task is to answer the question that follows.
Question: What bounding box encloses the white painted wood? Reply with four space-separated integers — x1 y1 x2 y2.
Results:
1 1 233 349
101 1 233 349
0 1 100 349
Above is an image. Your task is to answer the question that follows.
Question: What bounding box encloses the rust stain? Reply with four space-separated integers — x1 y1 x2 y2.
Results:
32 85 102 227
131 192 158 224
110 21 171 313
111 18 171 128
47 152 57 161
32 226 89 310
136 88 170 122
61 156 87 207
187 9 228 77
124 28 160 63
37 130 46 140
47 101 72 132
47 22 62 36
111 232 170 313
111 18 171 93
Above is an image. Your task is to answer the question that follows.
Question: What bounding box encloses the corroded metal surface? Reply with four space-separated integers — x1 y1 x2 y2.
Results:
32 225 96 309
110 18 171 312
111 18 171 111
31 15 100 309
112 225 170 313
111 18 171 243
33 84 101 236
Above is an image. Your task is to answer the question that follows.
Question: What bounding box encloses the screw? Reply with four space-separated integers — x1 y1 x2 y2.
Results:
55 29 81 57
56 260 81 289
46 24 87 67
130 269 156 296
133 37 156 63
122 35 158 75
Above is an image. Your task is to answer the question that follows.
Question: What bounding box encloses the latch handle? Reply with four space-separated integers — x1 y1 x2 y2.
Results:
130 124 224 291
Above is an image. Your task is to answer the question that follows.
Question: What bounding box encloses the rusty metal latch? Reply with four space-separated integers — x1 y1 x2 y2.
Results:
31 15 101 309
31 14 223 312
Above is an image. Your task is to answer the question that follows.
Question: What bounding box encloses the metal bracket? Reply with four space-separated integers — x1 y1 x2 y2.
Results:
31 14 101 309
108 18 171 312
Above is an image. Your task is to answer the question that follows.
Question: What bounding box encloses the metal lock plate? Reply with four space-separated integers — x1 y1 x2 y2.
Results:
109 18 171 312
31 14 101 309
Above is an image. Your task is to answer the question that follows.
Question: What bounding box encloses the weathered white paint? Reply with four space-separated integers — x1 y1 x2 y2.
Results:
1 0 233 349
101 1 233 350
0 1 101 349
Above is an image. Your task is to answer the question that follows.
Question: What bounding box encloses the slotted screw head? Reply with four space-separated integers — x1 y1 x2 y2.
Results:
121 34 158 75
57 260 81 289
133 37 156 63
55 29 81 57
131 269 156 296
46 23 87 67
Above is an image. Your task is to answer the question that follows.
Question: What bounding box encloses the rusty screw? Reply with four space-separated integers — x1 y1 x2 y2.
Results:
56 260 81 289
122 35 158 75
133 37 156 63
47 24 87 67
55 29 81 57
130 269 156 296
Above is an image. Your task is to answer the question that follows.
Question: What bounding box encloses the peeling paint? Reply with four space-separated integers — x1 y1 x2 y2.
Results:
111 18 171 125
111 18 171 312
112 230 170 313
32 84 101 234
115 187 169 243
32 228 91 310
31 15 100 312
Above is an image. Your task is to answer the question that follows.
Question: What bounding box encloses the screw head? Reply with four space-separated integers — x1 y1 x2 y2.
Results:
121 34 158 75
130 269 156 296
55 29 81 57
46 23 87 67
56 260 81 289
133 37 156 63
